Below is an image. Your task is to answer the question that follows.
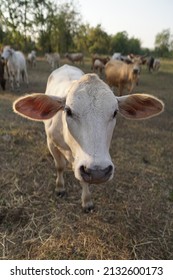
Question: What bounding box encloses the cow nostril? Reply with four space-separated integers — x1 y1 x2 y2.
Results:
80 165 90 175
79 164 113 183
105 165 113 175
80 165 92 182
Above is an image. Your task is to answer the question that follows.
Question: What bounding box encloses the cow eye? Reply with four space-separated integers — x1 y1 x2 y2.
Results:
64 106 73 117
113 110 118 118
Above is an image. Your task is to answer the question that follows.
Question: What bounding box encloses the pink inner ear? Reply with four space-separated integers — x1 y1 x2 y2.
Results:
14 94 64 120
128 95 164 118
118 94 164 120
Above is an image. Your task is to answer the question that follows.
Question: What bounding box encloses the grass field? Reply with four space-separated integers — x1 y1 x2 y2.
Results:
0 58 173 259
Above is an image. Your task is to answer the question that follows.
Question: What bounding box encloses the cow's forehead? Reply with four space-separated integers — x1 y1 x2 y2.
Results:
66 73 117 112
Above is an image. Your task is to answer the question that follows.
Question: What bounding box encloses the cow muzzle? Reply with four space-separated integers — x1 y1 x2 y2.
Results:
79 164 113 184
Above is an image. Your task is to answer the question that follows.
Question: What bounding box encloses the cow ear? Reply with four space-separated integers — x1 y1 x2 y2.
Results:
13 93 65 121
117 93 164 119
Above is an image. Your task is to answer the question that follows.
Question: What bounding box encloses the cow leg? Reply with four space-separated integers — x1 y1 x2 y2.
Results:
8 70 14 89
0 78 6 90
80 181 94 212
10 75 14 90
24 69 29 87
47 140 66 196
16 70 20 89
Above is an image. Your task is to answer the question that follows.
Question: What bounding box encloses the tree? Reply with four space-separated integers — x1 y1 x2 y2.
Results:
0 0 144 55
0 0 80 53
0 0 33 48
73 24 90 53
55 2 81 53
155 29 173 57
33 0 58 52
128 37 141 54
86 24 111 54
110 31 129 54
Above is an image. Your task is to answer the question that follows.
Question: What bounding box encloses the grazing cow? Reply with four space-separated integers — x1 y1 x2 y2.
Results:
45 53 60 69
27 50 37 68
111 53 122 60
65 53 84 64
112 53 133 64
146 57 160 72
0 58 6 91
147 56 155 72
120 55 133 64
93 59 105 76
105 60 141 96
91 54 110 70
1 46 28 90
153 59 160 72
13 65 164 211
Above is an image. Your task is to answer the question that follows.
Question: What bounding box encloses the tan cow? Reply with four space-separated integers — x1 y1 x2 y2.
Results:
105 59 141 96
13 65 164 211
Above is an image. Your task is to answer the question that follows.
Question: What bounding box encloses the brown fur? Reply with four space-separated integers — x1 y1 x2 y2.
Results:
105 60 140 96
91 55 110 70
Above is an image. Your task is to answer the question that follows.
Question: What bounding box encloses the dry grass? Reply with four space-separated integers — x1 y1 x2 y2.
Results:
0 58 173 260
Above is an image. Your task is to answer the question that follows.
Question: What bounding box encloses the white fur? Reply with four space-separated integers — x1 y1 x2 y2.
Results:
2 46 28 89
27 50 36 68
13 65 164 210
45 53 60 69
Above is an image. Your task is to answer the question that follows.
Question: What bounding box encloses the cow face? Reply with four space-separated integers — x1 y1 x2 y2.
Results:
62 74 117 183
1 46 13 60
132 64 141 85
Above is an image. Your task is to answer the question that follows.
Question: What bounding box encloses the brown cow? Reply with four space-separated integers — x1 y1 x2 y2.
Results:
91 54 110 70
105 59 141 96
65 53 84 64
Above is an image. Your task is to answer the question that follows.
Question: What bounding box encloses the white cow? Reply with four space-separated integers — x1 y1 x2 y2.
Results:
1 46 28 90
13 65 164 211
153 59 160 71
111 53 122 60
27 50 36 68
45 53 60 69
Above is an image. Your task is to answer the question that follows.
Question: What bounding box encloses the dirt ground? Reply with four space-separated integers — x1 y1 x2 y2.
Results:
0 57 173 259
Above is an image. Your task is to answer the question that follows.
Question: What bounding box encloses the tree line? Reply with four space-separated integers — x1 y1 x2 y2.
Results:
0 0 173 57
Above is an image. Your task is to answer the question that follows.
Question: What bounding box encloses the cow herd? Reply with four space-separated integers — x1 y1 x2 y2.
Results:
0 46 160 96
0 45 164 211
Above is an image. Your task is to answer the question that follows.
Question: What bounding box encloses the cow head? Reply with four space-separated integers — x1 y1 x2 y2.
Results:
13 73 164 185
132 64 141 85
1 46 14 60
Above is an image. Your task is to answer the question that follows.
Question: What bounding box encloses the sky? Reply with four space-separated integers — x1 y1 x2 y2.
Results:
74 0 173 49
